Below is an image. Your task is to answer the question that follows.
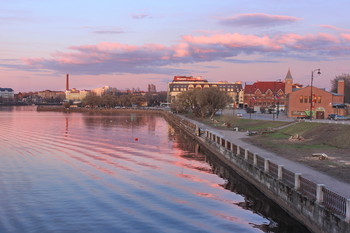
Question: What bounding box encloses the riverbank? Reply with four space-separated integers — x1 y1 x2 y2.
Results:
184 112 350 184
167 113 350 233
36 106 163 114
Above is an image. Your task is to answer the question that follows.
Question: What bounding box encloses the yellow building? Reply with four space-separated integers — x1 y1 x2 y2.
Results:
65 88 90 101
167 76 243 107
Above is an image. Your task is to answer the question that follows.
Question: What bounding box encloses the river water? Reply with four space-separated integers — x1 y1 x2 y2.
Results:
0 106 309 233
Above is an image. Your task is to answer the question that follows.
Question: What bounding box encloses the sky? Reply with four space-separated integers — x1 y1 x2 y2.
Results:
1 0 350 92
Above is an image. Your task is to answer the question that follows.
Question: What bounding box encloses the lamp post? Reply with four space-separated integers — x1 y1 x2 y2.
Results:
310 69 321 120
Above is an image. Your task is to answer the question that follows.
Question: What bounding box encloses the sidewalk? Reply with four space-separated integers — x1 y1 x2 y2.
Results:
181 115 350 199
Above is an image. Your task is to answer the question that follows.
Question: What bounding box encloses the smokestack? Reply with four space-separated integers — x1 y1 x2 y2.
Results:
66 74 69 91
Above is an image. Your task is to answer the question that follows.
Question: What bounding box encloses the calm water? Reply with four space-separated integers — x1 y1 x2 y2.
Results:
0 106 309 233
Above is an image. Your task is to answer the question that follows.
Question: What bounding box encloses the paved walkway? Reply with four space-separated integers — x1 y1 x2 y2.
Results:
180 115 350 199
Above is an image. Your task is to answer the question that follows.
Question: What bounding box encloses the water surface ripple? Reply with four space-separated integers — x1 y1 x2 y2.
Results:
0 107 309 233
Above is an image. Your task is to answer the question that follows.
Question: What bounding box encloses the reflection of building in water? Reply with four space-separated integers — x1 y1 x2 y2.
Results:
65 117 69 137
82 113 150 129
147 115 156 133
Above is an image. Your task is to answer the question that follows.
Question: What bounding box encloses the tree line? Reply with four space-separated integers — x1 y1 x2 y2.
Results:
73 92 167 108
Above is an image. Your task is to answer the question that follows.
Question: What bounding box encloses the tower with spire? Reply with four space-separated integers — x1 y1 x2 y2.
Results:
284 69 293 94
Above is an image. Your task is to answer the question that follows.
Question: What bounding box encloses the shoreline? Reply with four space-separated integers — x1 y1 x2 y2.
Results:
36 105 164 114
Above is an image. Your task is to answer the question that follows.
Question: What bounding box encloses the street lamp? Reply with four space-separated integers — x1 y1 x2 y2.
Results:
310 69 321 120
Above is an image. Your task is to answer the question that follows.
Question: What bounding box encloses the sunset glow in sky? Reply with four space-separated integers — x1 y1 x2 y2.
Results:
1 0 350 92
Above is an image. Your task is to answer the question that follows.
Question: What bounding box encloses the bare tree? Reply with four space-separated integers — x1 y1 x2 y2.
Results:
197 87 230 118
171 87 229 118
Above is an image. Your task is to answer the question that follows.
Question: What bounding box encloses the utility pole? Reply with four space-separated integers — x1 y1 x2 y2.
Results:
310 69 321 120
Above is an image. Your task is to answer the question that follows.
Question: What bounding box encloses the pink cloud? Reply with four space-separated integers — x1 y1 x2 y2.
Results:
183 33 280 50
341 34 350 41
220 13 302 27
14 31 350 76
320 25 350 33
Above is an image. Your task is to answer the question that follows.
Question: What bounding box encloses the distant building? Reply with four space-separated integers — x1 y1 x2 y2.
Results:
37 90 65 102
0 88 14 103
243 69 302 111
64 74 90 101
286 80 345 119
92 86 116 96
65 88 90 101
167 76 243 106
148 84 157 93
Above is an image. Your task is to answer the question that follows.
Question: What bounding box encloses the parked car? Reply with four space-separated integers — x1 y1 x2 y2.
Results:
327 114 336 120
236 113 243 117
333 115 350 121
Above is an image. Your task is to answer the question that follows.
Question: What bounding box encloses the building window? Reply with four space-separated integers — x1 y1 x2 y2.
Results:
318 96 321 103
299 96 303 103
304 96 308 103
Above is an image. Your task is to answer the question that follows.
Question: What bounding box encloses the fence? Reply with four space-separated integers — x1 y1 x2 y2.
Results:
164 113 350 230
204 130 349 220
324 188 347 217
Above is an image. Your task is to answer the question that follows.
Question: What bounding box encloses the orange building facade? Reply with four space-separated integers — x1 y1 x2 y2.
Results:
243 69 300 111
286 80 345 119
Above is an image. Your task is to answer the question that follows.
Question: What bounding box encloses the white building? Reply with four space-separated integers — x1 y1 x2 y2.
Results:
0 88 14 103
91 86 115 96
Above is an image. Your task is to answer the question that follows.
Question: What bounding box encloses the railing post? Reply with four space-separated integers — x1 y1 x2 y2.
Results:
237 146 240 156
316 184 325 203
225 140 228 150
346 199 350 222
264 159 270 173
253 154 258 166
295 173 302 190
244 149 249 160
278 165 283 180
230 142 234 152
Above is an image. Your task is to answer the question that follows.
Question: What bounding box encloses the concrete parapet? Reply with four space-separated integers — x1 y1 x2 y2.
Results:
162 113 350 233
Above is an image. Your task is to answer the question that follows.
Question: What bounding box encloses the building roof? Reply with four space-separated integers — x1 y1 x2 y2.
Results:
173 76 208 82
285 69 293 80
244 81 285 94
0 88 14 92
292 85 343 96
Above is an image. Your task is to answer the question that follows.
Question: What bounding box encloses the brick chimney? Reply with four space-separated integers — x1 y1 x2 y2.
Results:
66 74 69 91
337 79 345 95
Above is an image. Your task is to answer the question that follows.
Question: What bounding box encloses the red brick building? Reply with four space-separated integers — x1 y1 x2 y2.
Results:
286 80 345 119
244 69 301 111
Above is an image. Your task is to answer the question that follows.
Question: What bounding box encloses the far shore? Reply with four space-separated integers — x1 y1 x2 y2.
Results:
36 105 165 114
